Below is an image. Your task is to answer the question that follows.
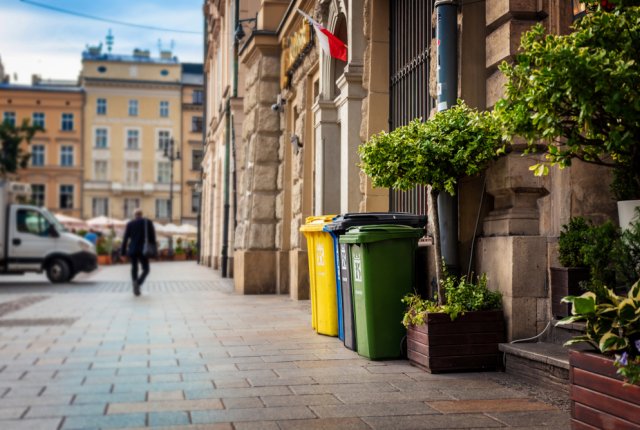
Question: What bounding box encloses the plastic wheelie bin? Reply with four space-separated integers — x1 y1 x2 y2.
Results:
339 224 424 359
324 213 426 350
300 215 339 336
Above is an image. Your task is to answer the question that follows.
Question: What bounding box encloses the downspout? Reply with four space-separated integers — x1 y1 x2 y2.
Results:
221 99 231 277
198 0 207 263
220 0 240 276
435 0 459 273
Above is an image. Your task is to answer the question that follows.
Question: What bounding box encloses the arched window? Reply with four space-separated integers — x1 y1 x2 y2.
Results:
331 14 348 98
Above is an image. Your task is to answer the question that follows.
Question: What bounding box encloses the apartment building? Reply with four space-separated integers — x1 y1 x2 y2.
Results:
80 46 183 222
0 82 84 218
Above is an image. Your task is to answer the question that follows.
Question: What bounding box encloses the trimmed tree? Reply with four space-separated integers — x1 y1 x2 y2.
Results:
496 3 640 200
0 119 41 178
359 101 503 303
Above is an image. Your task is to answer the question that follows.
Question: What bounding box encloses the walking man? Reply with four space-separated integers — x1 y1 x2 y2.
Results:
121 209 157 296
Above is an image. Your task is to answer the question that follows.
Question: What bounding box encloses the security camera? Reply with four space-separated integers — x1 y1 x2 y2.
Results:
271 94 286 112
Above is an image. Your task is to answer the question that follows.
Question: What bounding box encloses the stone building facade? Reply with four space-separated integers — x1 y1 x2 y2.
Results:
0 83 85 219
202 0 618 341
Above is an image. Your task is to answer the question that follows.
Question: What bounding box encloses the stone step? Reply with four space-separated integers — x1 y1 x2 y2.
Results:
499 342 571 393
545 320 586 346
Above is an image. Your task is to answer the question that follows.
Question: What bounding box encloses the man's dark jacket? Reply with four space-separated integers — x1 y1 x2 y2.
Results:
121 218 157 257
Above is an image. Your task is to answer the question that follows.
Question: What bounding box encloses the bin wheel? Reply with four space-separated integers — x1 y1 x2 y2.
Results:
46 259 71 283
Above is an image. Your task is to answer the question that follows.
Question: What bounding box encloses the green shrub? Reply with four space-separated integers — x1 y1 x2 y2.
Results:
559 217 591 267
402 270 502 326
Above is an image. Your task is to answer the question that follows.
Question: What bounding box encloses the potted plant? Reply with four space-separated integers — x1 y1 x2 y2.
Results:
173 238 186 261
359 101 503 297
552 218 592 318
95 237 111 265
558 280 640 429
403 271 504 373
496 3 640 230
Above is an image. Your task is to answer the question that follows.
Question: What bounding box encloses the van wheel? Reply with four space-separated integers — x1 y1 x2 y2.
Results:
46 259 71 283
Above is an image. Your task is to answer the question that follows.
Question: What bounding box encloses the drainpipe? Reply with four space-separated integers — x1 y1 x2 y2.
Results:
221 99 231 277
197 0 208 263
435 0 459 272
221 0 241 277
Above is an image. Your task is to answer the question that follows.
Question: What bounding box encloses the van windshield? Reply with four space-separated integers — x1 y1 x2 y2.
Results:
41 209 68 233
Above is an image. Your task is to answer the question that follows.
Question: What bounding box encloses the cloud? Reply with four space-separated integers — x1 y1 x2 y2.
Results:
0 1 203 83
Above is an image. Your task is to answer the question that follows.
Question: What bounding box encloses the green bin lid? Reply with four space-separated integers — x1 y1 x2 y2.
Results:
300 214 337 232
338 224 425 244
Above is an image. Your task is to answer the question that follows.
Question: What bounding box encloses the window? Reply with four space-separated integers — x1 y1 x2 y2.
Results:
3 112 15 126
191 116 203 133
60 146 74 166
191 190 201 213
97 66 107 73
191 149 203 170
16 209 52 237
32 112 45 129
192 90 203 105
128 99 138 116
95 128 108 148
126 161 140 184
94 160 108 180
61 113 74 131
158 130 171 151
155 199 170 219
157 161 171 183
31 184 45 207
159 101 169 117
126 129 139 150
31 145 45 166
124 198 140 219
92 198 109 217
96 98 107 115
59 185 74 209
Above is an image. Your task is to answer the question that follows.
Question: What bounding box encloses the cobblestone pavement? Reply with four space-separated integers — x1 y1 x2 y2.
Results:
0 262 570 429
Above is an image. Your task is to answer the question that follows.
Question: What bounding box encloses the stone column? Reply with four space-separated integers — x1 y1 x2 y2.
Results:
336 70 365 213
234 33 282 294
312 99 341 215
478 0 548 341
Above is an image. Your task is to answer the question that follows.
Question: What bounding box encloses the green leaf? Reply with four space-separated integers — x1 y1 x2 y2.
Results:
598 331 628 353
571 294 597 315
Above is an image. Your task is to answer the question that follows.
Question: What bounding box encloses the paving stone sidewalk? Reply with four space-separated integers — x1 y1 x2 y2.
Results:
0 262 570 429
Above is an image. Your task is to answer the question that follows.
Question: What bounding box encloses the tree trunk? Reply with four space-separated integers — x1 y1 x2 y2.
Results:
429 188 445 305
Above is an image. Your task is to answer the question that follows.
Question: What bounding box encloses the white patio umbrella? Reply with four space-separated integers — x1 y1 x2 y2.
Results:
175 224 197 236
163 223 181 235
54 213 88 230
86 215 126 229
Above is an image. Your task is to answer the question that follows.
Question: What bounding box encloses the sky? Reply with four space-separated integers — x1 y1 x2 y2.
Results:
0 0 205 84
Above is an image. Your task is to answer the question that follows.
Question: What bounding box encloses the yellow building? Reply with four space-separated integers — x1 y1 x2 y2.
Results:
0 82 85 219
180 63 204 226
80 47 182 222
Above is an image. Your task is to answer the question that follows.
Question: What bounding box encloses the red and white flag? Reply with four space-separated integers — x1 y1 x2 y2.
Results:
297 9 347 62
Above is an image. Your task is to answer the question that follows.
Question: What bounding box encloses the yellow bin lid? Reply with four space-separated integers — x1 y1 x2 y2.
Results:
299 215 337 232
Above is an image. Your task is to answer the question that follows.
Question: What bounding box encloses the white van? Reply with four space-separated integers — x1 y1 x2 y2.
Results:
0 182 97 283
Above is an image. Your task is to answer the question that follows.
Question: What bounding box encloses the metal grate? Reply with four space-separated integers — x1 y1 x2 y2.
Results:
389 0 435 215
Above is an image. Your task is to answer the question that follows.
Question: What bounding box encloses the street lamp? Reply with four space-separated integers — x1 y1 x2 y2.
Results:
164 137 181 255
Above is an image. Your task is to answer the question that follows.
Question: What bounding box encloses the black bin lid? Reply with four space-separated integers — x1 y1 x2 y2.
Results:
325 212 427 234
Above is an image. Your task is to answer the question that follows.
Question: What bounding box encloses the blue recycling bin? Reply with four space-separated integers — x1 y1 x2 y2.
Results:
324 213 427 350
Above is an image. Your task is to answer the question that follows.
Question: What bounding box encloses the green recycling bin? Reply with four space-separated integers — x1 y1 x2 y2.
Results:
339 224 424 360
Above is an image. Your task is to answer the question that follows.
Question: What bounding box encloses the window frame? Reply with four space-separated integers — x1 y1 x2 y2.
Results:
95 127 108 149
92 197 109 217
59 184 74 209
126 129 140 150
61 113 74 131
159 100 169 117
31 184 45 207
32 112 45 129
96 98 107 115
60 145 74 167
94 160 108 181
31 144 45 167
3 111 16 127
128 99 139 117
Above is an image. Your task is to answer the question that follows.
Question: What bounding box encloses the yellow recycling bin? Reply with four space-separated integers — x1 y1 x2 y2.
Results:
300 215 339 336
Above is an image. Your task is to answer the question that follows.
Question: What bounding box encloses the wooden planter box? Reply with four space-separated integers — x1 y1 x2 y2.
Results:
550 267 590 318
173 254 187 261
569 350 640 429
407 310 505 373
